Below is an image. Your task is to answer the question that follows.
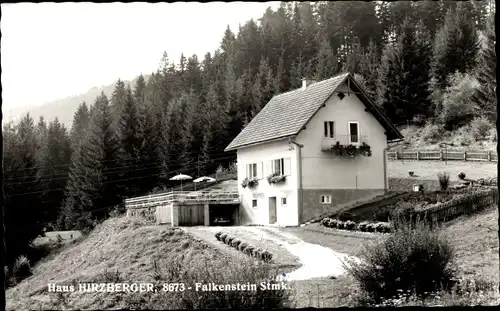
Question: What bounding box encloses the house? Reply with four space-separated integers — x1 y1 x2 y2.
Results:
224 72 404 226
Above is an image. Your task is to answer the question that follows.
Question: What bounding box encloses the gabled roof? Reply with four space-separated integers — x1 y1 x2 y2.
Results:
225 72 403 151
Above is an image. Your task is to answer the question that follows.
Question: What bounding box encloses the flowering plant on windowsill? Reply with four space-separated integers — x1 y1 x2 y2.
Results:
329 141 372 157
241 177 259 189
267 172 286 184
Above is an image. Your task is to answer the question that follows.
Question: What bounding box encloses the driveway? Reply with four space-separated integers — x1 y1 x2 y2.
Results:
182 225 359 281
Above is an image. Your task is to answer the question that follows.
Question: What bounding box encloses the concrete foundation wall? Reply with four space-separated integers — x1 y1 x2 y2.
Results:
301 188 384 222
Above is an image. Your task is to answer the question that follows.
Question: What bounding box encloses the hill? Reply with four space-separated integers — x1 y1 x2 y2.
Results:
6 217 291 310
3 74 150 128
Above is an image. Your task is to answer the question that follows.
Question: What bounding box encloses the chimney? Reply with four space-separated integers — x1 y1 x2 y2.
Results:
301 78 316 90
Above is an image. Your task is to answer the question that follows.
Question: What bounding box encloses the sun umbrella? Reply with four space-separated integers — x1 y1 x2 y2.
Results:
193 176 217 191
170 174 193 191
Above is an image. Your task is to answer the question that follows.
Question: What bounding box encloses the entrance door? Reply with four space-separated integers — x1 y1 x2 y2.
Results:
269 197 277 224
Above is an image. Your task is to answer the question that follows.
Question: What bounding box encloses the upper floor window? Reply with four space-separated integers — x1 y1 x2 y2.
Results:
270 158 291 176
246 162 262 179
348 121 359 144
324 121 335 138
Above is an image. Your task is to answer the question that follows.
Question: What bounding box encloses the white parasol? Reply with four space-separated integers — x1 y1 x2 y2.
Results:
193 176 216 190
170 174 193 191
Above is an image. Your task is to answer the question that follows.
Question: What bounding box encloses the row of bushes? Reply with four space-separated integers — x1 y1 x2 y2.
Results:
321 218 392 233
215 231 273 262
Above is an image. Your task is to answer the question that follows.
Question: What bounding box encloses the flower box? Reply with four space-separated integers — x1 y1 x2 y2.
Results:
267 172 286 184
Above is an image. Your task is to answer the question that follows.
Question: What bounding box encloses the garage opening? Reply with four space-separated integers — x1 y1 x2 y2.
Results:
209 204 239 226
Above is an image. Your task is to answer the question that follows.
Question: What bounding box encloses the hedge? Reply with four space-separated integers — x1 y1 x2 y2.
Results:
214 232 273 262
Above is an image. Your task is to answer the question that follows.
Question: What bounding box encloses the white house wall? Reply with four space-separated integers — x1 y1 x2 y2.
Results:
295 81 387 222
236 139 299 226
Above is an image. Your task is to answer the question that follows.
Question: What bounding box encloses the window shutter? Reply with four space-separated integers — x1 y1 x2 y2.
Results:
246 164 250 179
257 162 263 179
284 158 291 176
270 160 275 174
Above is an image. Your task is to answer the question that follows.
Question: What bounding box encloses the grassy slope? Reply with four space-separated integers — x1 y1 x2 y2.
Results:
444 207 499 284
6 217 236 310
395 125 497 151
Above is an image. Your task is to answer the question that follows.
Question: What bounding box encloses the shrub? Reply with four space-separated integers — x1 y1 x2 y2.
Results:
238 242 249 252
219 234 227 243
142 255 292 309
12 255 32 282
375 222 392 233
439 72 479 130
327 218 337 228
336 220 345 229
365 223 375 232
358 221 369 232
226 236 235 245
214 231 223 241
261 251 273 262
245 246 255 256
458 172 466 180
321 218 330 227
470 117 491 141
344 218 456 303
437 172 450 191
338 212 358 222
344 220 356 230
231 239 241 248
421 123 442 143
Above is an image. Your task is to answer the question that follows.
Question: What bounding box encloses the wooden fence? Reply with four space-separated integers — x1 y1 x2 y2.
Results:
387 150 498 162
410 188 499 224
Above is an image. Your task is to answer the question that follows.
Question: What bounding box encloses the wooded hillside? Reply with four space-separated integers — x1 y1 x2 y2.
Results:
2 1 496 263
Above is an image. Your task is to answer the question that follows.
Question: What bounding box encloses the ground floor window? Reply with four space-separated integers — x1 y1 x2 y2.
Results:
281 197 287 206
321 195 332 204
252 199 258 208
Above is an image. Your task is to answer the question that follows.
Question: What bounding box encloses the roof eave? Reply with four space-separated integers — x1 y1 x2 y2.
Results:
224 134 296 152
347 74 404 141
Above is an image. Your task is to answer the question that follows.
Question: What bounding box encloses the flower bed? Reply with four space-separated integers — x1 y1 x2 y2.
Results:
320 217 392 233
214 231 273 262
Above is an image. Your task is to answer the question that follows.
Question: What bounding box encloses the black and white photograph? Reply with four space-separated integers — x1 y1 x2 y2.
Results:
0 1 498 309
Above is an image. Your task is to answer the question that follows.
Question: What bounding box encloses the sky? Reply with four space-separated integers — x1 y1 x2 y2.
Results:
1 2 280 110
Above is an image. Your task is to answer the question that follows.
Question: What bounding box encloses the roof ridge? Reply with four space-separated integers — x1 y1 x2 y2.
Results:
273 72 350 98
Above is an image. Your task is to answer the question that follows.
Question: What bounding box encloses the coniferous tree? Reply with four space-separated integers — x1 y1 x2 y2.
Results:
110 79 127 124
314 39 339 80
4 115 43 263
43 118 72 229
69 102 91 152
115 85 142 197
431 4 481 89
472 13 496 120
251 57 274 118
60 93 120 230
358 39 381 99
377 18 433 124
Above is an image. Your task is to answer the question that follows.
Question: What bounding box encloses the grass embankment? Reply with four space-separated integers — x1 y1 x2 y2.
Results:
284 206 500 307
395 124 497 151
7 217 292 310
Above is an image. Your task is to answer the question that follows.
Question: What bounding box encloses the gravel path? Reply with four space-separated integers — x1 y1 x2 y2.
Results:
184 226 360 281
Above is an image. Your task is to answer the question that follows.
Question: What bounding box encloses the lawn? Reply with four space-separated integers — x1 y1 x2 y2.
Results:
388 160 497 181
444 207 499 285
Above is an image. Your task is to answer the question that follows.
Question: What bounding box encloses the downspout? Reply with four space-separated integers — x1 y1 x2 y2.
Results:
289 137 304 225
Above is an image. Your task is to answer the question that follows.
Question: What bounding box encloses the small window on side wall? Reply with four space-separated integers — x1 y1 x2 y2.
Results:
281 197 287 206
252 199 258 208
321 195 332 204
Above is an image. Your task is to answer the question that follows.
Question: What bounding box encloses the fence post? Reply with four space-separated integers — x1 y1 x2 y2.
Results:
464 151 467 161
416 150 420 161
440 150 444 161
395 151 398 160
487 151 491 161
